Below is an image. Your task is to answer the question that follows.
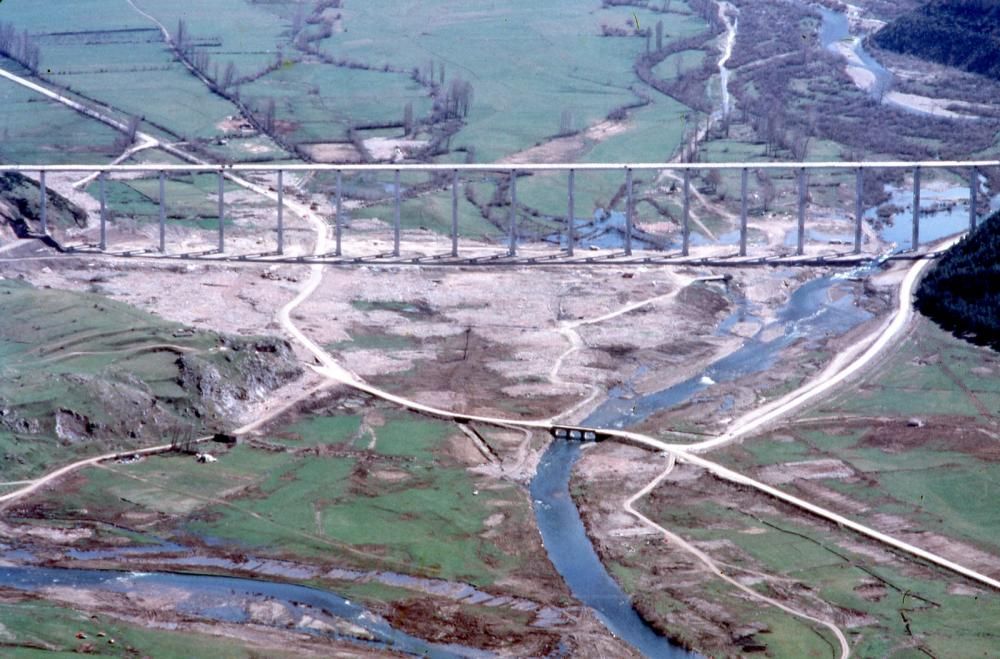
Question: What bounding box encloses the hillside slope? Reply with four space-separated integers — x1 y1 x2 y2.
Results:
916 210 1000 349
873 1 1000 80
0 279 302 480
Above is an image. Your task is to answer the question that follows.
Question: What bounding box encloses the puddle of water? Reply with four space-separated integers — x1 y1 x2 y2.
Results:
869 183 985 250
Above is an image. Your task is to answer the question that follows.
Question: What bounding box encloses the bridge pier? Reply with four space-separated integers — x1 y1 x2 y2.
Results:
158 171 166 253
567 168 575 257
739 168 748 256
508 170 517 257
451 169 459 257
393 169 401 257
276 170 284 255
796 168 806 256
38 171 47 236
682 169 690 257
970 167 978 231
217 171 225 253
912 165 921 249
99 172 107 251
335 171 343 257
854 168 863 254
625 167 633 256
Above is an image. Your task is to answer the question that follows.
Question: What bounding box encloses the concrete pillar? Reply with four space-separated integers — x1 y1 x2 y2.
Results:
393 169 401 257
335 170 343 257
797 168 806 256
276 170 284 255
508 170 518 257
624 168 633 256
912 166 921 250
682 168 690 257
217 171 225 253
854 168 863 254
451 169 459 257
99 172 107 251
970 167 978 231
39 171 47 235
739 168 748 256
567 168 575 256
158 171 166 253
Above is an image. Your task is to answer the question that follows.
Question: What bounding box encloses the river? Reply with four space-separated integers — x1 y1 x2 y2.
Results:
0 563 489 658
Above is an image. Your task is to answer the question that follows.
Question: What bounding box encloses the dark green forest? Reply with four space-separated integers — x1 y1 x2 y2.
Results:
873 0 1000 81
916 210 1000 349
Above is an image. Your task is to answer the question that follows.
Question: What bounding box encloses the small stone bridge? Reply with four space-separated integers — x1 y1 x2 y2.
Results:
551 426 612 442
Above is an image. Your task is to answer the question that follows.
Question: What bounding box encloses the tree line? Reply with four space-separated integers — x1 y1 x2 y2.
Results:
873 1 1000 81
0 22 41 73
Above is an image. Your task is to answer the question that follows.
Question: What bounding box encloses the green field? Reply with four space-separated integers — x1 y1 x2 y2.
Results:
677 316 1000 655
0 596 287 658
633 486 1000 658
0 0 724 242
718 317 1000 557
83 172 272 235
34 398 540 589
0 279 299 482
0 73 121 165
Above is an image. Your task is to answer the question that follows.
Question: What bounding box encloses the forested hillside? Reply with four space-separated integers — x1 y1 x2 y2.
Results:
916 210 1000 349
873 1 1000 80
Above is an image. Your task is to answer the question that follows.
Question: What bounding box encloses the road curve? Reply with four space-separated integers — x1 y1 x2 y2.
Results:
684 235 963 453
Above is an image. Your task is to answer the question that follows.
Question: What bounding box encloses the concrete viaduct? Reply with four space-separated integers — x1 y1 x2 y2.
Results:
2 160 996 266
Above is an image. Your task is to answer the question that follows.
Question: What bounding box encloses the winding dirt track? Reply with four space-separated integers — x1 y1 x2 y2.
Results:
624 455 851 659
1 7 998 656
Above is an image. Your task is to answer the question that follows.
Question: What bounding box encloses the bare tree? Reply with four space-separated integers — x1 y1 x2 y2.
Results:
176 19 187 49
263 98 277 132
447 78 473 118
222 61 238 89
757 169 776 213
872 75 892 104
705 168 722 197
0 23 42 73
114 115 142 151
403 101 414 135
655 20 664 51
559 109 574 135
790 132 811 160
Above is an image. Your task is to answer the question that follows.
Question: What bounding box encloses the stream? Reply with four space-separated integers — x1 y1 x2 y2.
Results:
817 6 893 101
